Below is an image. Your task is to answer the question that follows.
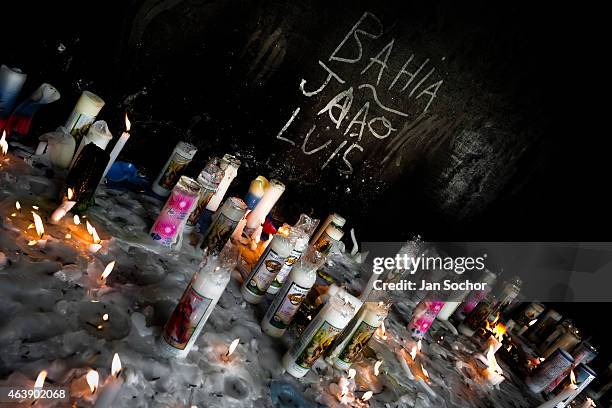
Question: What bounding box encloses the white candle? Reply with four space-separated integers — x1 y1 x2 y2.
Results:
159 245 238 357
65 91 105 139
311 213 346 243
262 250 321 337
205 155 240 212
243 179 285 237
329 301 389 371
282 294 356 378
102 114 131 180
241 234 293 304
267 228 309 295
50 188 76 224
71 120 113 169
94 353 123 408
536 383 577 408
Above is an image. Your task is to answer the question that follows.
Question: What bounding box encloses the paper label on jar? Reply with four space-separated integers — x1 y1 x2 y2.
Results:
66 111 96 139
269 282 310 329
296 320 342 369
246 249 286 296
159 152 192 190
338 320 378 363
187 189 215 226
271 248 303 289
162 284 213 350
150 189 198 246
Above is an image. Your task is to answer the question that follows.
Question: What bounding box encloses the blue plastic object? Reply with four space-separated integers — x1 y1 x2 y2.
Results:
106 161 138 182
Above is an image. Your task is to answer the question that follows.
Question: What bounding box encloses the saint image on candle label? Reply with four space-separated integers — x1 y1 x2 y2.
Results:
269 282 310 329
337 320 378 364
271 249 302 289
163 284 213 350
246 250 285 296
296 321 342 369
159 152 191 190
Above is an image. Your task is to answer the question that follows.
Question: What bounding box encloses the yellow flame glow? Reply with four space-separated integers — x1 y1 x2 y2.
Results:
101 261 115 281
227 338 240 356
34 370 47 388
125 113 131 132
0 131 8 156
86 370 99 393
361 391 373 401
32 212 44 238
111 353 122 377
374 360 383 376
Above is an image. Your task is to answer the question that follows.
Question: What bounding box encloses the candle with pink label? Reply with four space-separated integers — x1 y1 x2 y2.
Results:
150 176 201 247
408 299 445 339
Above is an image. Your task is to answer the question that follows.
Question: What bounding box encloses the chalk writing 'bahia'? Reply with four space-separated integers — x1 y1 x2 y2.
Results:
276 12 445 175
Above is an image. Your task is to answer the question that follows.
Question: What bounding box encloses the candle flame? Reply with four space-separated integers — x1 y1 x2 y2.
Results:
376 322 387 340
124 113 131 132
74 214 80 225
67 188 74 200
420 364 429 381
339 377 349 398
570 370 576 385
528 318 538 326
86 370 99 393
15 201 21 211
91 227 101 244
65 233 71 239
374 360 383 376
32 212 45 238
34 370 47 388
0 130 7 155
86 220 94 235
226 338 239 357
492 322 507 342
111 353 122 377
347 368 356 380
485 345 503 375
102 313 109 321
409 345 417 362
101 261 115 281
417 339 422 351
361 390 373 401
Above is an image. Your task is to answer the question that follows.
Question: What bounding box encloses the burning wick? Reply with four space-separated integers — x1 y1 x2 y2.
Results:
374 360 383 376
86 370 99 394
100 261 115 284
16 201 21 213
111 353 122 378
0 130 8 156
28 212 46 245
86 220 103 253
50 188 76 224
347 368 356 380
361 390 373 402
223 338 240 360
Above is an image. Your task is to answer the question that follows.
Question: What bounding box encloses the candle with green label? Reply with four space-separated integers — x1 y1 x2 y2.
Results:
283 294 356 378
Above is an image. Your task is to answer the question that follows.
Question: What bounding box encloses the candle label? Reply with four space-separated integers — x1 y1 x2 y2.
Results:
271 247 304 289
295 320 343 369
187 189 215 226
201 213 240 255
408 300 444 339
159 152 192 190
269 282 310 329
337 320 378 363
526 348 574 393
163 283 213 350
246 249 286 296
151 189 198 246
66 111 96 139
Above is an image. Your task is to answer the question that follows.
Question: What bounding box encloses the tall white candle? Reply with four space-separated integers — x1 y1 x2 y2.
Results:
102 114 131 180
241 234 293 304
536 383 577 408
243 179 285 237
262 250 322 337
159 245 238 357
283 294 356 378
205 154 241 212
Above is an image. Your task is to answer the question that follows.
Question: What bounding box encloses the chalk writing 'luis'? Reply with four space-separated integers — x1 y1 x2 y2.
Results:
276 11 445 174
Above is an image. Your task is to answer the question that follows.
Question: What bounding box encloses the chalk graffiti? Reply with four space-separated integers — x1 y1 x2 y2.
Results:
276 11 445 175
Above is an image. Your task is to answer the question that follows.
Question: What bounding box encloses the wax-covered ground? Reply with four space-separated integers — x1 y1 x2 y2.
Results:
0 146 541 407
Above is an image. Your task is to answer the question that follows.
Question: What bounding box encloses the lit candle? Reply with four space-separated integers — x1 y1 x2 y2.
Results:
101 114 130 180
205 154 241 212
221 338 240 363
159 245 239 358
152 141 198 197
93 353 123 408
536 371 577 408
481 345 505 386
526 348 575 393
100 261 115 285
50 188 76 224
282 294 357 378
243 179 285 239
0 130 8 156
241 234 294 304
267 227 310 295
65 91 105 141
70 369 99 400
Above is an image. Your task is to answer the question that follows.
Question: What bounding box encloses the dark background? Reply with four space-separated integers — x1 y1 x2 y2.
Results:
2 0 610 385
